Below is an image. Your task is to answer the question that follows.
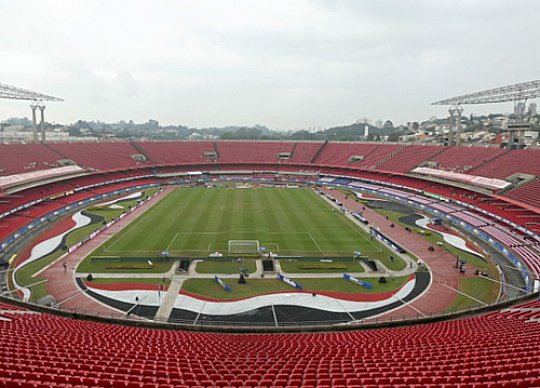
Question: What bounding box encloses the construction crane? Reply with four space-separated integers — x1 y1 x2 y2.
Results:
0 83 63 102
432 80 540 148
0 83 63 143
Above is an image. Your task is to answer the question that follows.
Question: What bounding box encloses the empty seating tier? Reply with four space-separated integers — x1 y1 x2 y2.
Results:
428 146 506 172
470 148 540 179
134 141 215 164
311 143 379 165
216 141 295 163
506 180 540 208
0 299 539 387
377 145 445 173
0 144 64 176
48 142 143 171
1 141 540 386
288 142 322 163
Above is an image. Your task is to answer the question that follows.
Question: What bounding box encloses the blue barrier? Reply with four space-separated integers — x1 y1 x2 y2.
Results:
214 275 232 292
278 274 302 290
343 273 373 289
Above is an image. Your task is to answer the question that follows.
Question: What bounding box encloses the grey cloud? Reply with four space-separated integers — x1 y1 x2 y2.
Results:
0 0 539 128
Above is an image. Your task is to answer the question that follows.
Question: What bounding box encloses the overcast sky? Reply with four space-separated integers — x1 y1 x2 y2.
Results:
0 0 539 129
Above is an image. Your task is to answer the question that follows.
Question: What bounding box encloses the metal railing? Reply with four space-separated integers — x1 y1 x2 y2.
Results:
1 291 536 333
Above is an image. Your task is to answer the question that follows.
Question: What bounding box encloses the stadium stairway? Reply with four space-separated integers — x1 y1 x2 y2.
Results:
289 142 297 160
371 144 408 169
42 143 72 162
357 144 402 169
375 145 445 173
347 143 381 166
310 140 327 164
129 141 153 163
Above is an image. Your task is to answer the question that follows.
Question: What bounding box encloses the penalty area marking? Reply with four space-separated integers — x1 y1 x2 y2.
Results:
307 232 322 252
103 197 166 252
165 232 179 252
317 190 380 251
207 242 280 252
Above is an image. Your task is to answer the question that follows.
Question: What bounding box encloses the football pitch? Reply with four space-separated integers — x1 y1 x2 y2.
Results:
94 187 381 257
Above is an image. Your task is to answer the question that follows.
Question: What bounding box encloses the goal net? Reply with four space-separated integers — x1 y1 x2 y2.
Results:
228 240 260 255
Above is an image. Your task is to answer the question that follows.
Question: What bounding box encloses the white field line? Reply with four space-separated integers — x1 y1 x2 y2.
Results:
103 194 380 256
165 232 179 251
104 206 162 252
307 232 322 252
316 190 380 251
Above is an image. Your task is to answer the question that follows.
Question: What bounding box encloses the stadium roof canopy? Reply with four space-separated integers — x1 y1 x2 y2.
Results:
0 82 63 102
432 80 540 105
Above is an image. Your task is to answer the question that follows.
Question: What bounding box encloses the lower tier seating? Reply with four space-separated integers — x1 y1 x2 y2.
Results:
0 299 539 387
506 180 540 209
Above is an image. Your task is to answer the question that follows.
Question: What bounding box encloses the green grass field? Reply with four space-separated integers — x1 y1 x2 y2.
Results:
76 258 176 274
182 276 410 300
446 277 499 311
195 258 257 274
278 258 365 273
88 278 172 287
91 187 383 258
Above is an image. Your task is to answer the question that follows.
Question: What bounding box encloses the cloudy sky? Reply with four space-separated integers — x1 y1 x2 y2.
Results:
0 0 539 129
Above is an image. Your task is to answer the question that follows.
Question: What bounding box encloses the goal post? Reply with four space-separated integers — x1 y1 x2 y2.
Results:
228 240 260 255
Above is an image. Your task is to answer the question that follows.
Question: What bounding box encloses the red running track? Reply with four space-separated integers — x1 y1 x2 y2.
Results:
40 187 175 318
37 185 461 321
320 187 462 320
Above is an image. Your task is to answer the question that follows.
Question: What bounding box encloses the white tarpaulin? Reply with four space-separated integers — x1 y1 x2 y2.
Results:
412 167 511 190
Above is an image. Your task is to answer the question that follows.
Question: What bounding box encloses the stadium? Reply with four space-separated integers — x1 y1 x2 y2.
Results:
5 0 540 383
2 80 540 387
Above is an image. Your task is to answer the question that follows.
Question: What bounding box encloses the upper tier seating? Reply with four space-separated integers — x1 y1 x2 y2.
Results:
216 142 295 163
1 141 540 220
0 299 539 387
428 146 506 172
134 141 215 164
376 145 445 173
470 148 540 179
0 144 63 176
287 142 322 163
311 143 380 165
48 143 143 171
357 144 404 168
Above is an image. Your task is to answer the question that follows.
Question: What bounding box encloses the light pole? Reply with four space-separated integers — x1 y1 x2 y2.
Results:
455 105 464 147
448 108 456 146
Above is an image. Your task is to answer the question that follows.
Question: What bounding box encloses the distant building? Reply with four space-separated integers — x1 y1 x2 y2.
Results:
524 131 538 144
